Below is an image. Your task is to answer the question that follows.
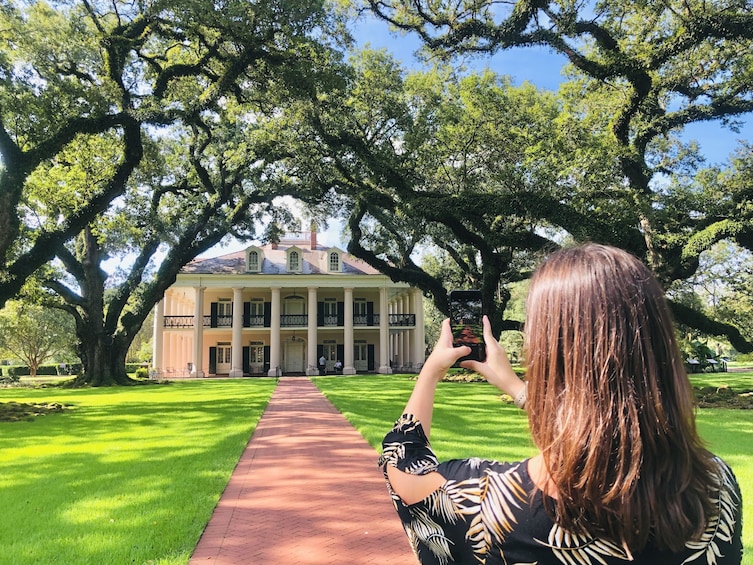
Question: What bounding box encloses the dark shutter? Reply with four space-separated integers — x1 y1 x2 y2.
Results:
209 347 217 374
366 302 374 326
263 346 270 373
263 302 271 327
317 302 325 326
243 302 251 327
242 346 250 375
317 344 324 358
336 344 344 366
367 344 375 371
210 303 218 328
336 302 344 326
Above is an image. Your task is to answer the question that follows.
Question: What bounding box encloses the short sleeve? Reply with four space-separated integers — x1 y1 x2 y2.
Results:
378 413 439 476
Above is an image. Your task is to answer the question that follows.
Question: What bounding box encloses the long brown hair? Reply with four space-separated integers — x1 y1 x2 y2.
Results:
524 243 717 553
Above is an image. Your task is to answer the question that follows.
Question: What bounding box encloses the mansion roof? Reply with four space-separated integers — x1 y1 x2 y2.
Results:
181 243 382 276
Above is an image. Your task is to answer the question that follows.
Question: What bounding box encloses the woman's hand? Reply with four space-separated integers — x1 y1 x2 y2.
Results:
462 316 524 399
401 319 468 436
422 318 470 379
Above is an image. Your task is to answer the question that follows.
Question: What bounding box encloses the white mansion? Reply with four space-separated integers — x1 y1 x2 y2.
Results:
152 230 426 377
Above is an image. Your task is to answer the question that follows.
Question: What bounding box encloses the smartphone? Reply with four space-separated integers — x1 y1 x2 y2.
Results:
449 290 486 364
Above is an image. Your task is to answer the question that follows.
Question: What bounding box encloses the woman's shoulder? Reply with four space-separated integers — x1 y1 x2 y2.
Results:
437 456 530 481
712 456 741 490
437 457 535 498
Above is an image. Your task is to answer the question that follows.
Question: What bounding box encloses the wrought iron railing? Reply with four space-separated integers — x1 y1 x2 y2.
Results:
163 315 193 328
215 315 232 327
389 313 416 326
280 314 308 327
245 315 265 327
163 313 416 328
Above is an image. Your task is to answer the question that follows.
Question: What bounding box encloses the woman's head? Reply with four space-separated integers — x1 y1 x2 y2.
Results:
523 243 714 551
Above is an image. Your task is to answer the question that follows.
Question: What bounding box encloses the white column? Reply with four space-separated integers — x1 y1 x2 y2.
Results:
343 287 355 375
401 294 408 368
164 293 174 370
182 333 190 375
396 296 404 368
413 289 425 368
230 287 244 377
307 287 318 376
152 299 164 376
268 287 281 376
191 286 205 377
378 286 391 374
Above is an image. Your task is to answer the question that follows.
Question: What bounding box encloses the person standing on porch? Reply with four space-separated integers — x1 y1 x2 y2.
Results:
318 354 326 376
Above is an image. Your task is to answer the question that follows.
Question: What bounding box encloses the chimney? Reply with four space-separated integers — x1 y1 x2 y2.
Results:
310 221 318 249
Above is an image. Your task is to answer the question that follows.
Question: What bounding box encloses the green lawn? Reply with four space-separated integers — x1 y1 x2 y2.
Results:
0 379 277 565
314 374 753 565
1 374 748 564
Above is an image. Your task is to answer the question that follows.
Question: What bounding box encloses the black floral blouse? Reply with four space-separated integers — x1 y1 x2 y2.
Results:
379 414 743 565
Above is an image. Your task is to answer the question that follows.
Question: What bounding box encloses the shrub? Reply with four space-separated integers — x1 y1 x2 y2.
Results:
735 352 753 363
134 367 149 379
7 365 63 377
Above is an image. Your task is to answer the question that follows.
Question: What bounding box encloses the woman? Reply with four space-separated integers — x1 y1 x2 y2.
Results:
380 244 743 564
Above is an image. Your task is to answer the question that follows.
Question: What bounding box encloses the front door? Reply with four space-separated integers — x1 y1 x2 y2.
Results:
217 344 232 374
284 340 305 373
354 343 368 372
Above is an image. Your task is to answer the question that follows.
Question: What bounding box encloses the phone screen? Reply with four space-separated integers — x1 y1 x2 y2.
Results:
450 290 486 363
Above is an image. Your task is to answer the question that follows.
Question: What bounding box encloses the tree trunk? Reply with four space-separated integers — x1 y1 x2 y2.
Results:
74 334 135 386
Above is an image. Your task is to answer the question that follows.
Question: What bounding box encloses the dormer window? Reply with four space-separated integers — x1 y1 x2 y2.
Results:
245 246 263 272
326 247 343 273
329 251 340 272
248 251 259 271
286 246 303 273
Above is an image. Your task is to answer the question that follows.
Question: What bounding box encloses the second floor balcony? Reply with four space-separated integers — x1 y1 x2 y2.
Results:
163 313 416 329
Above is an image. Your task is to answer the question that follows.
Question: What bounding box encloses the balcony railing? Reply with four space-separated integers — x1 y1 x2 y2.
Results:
280 314 307 327
163 313 416 329
389 313 416 326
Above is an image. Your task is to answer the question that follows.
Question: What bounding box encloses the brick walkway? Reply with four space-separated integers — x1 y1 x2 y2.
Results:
189 377 416 564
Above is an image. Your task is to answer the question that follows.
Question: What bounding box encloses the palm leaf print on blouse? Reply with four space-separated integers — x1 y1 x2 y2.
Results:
538 524 629 565
683 459 741 565
446 461 528 559
406 503 455 565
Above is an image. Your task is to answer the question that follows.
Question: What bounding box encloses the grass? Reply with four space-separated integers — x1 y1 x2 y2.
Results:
313 373 753 565
0 379 277 565
0 372 748 563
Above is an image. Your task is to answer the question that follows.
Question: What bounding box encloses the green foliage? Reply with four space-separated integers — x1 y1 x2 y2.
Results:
0 301 76 376
7 365 60 377
354 1 753 352
1 0 354 384
285 50 615 331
